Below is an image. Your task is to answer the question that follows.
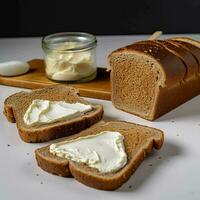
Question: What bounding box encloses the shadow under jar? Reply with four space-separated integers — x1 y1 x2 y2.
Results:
42 32 97 83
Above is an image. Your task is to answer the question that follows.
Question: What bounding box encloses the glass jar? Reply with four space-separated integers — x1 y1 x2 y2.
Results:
42 32 97 83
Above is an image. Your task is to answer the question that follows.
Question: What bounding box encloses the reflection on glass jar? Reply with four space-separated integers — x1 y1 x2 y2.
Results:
42 32 97 83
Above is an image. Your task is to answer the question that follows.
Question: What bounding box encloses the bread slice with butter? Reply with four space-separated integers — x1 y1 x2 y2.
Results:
3 85 103 143
35 121 164 190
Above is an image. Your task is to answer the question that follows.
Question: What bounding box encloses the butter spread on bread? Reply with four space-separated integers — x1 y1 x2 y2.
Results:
50 131 127 173
35 121 164 190
24 100 92 126
4 85 103 143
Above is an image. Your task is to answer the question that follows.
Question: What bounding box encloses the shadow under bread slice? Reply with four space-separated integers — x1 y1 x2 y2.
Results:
3 85 103 143
35 121 164 190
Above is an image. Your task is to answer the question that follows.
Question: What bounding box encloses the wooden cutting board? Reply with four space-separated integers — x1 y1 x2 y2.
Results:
0 59 111 100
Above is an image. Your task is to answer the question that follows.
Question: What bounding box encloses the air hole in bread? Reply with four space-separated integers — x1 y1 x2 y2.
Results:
156 76 159 81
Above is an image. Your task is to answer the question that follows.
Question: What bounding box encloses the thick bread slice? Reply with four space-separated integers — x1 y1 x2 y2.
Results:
155 40 199 78
154 40 200 101
3 85 103 143
168 39 200 75
108 40 200 120
35 121 164 190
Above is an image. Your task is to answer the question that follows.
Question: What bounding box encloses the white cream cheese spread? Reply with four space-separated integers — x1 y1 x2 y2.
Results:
23 99 92 126
50 131 127 173
45 42 96 81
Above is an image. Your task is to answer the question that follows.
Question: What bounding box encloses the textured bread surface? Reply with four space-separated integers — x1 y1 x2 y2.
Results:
3 85 103 143
108 38 200 120
35 121 164 190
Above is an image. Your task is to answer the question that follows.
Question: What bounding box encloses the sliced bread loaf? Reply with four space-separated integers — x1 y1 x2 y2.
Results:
108 39 200 120
3 85 103 143
35 121 164 190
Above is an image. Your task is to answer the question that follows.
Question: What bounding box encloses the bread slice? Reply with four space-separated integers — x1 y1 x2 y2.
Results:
168 39 200 75
155 40 199 78
35 121 164 190
3 85 103 143
108 39 200 120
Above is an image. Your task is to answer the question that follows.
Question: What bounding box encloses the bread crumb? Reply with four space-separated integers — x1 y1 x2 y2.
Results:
158 156 162 159
171 120 175 123
7 144 10 147
148 164 153 167
40 181 43 184
176 134 179 136
26 153 29 155
128 185 132 189
36 173 39 176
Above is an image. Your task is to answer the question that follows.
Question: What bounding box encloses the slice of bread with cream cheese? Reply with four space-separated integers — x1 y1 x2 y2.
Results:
35 121 164 190
3 85 103 143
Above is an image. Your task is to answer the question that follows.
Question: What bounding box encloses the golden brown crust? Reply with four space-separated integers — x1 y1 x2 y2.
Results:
35 121 164 190
170 37 200 49
3 85 104 143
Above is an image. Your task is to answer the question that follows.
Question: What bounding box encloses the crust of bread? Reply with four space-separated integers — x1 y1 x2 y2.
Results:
35 121 164 190
170 37 200 49
3 85 103 143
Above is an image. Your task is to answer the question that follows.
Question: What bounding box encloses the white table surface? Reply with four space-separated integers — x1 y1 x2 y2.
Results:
0 34 200 200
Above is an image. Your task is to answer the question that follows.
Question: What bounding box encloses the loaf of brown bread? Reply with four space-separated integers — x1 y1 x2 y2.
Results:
108 38 200 120
35 121 164 190
3 85 103 143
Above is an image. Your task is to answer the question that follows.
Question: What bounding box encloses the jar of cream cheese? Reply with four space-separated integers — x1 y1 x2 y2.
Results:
42 32 97 82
